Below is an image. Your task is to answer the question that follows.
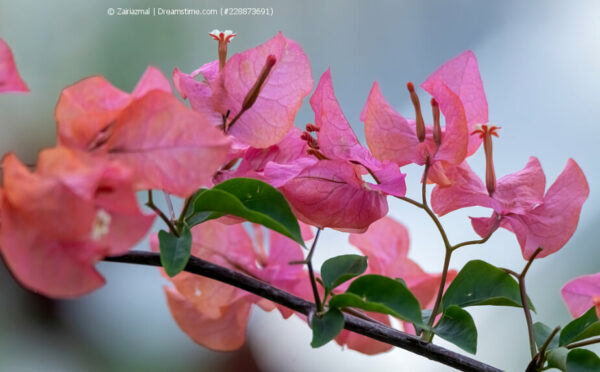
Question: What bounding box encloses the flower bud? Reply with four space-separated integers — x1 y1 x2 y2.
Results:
306 123 320 132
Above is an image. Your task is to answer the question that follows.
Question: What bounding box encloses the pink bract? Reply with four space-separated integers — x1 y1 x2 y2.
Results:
280 159 389 233
0 39 28 93
311 69 406 196
214 127 311 185
175 32 313 148
0 147 154 298
362 51 489 186
362 79 468 173
421 51 488 155
173 61 223 127
432 157 589 259
272 70 405 232
55 66 171 149
561 273 600 319
56 67 231 197
157 220 312 351
93 90 231 197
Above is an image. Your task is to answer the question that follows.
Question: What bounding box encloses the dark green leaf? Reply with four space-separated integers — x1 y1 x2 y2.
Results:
184 188 207 215
534 322 559 351
310 308 345 348
559 306 600 346
566 349 600 372
547 347 568 371
329 274 422 324
321 254 368 291
187 178 304 247
158 225 192 277
183 188 212 226
433 306 478 354
442 260 533 310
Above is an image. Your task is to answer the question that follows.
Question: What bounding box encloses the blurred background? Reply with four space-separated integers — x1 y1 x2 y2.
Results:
0 0 599 370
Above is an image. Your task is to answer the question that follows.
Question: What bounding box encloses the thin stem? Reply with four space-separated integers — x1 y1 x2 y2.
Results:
162 191 176 222
521 248 541 278
526 326 560 371
419 160 450 340
306 228 323 312
451 217 500 251
396 160 452 251
539 326 560 355
423 246 452 341
422 204 452 251
146 190 179 237
566 336 600 349
534 326 561 369
500 267 520 278
519 247 543 358
421 156 430 206
451 235 491 251
394 158 501 343
177 196 194 229
398 196 423 208
103 251 502 372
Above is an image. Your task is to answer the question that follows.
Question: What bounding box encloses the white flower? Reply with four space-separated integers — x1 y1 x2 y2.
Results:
209 29 236 42
91 209 111 241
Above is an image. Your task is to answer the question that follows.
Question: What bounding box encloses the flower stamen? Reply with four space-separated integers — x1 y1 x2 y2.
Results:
305 123 320 132
209 29 236 71
226 55 277 132
301 131 320 149
431 98 442 148
407 82 426 142
472 124 501 196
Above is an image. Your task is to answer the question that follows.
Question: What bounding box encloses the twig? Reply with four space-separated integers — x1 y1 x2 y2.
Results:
417 158 452 341
146 190 178 236
162 191 176 222
305 228 323 312
566 336 600 349
451 217 500 251
519 247 543 358
526 326 560 372
103 251 503 372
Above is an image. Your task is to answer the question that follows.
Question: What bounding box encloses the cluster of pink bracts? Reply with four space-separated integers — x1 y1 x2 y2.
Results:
0 32 593 354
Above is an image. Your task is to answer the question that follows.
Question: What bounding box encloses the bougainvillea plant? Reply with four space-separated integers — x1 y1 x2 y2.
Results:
0 32 596 371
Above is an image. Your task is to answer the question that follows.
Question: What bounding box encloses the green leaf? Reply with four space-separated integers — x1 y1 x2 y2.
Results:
547 347 568 371
184 188 211 226
442 260 533 310
310 308 345 348
433 306 478 354
321 254 368 291
559 306 600 346
329 274 423 325
534 322 559 351
158 225 192 277
566 349 600 372
187 178 304 247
